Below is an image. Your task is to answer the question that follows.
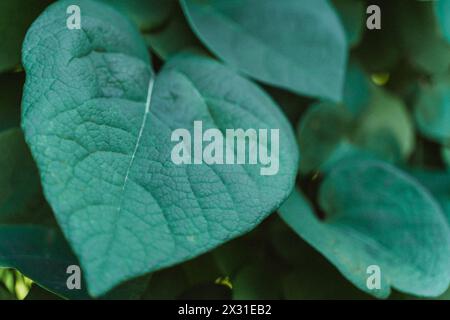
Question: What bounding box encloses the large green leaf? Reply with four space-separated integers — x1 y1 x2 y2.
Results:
181 0 347 101
0 0 52 72
280 159 450 298
22 0 298 296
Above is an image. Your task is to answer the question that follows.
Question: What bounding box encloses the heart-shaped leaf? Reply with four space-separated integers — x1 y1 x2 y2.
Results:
280 159 450 298
181 0 347 101
22 0 298 296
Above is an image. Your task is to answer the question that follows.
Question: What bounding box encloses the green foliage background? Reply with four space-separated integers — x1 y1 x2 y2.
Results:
0 0 450 300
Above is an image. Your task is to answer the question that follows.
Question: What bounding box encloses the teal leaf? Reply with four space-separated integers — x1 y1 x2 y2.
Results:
352 87 414 161
280 159 450 298
414 76 450 143
331 0 365 48
396 0 450 75
143 4 201 60
95 0 175 31
0 224 150 299
435 0 450 44
181 0 348 101
270 218 371 299
297 102 353 174
0 0 52 72
443 146 450 168
342 61 371 116
232 262 282 300
297 87 413 174
0 225 91 299
409 169 450 223
22 0 298 296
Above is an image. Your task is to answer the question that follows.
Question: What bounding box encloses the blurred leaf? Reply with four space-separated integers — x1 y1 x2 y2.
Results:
297 103 353 174
265 86 311 125
282 256 371 299
414 75 450 143
270 217 371 299
25 284 62 300
0 0 52 72
435 0 450 44
280 159 450 298
144 4 201 60
95 0 175 31
443 146 450 168
0 224 150 300
352 87 414 161
0 225 91 299
232 262 282 300
0 283 16 300
354 1 400 72
181 0 348 101
342 60 372 116
396 0 450 75
212 240 252 277
298 87 413 174
332 0 365 47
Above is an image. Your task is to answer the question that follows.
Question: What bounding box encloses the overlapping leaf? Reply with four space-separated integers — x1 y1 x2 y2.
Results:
181 0 347 101
280 159 450 298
